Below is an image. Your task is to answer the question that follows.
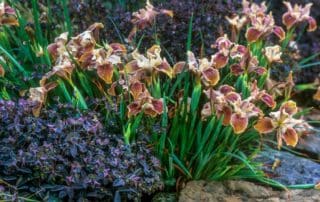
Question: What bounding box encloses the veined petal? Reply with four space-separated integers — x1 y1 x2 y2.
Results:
201 67 220 86
280 100 297 115
254 117 275 134
260 93 276 109
273 26 286 41
252 67 266 75
125 60 140 74
282 127 298 147
97 63 114 84
109 43 127 54
173 61 187 76
151 98 164 114
147 45 161 58
225 92 241 103
130 80 146 100
219 85 235 95
155 58 173 78
47 43 59 59
245 27 263 43
201 102 213 120
230 113 248 134
107 82 117 96
307 17 317 32
212 52 228 69
127 101 142 117
218 105 232 126
143 103 159 118
282 13 297 30
230 64 245 76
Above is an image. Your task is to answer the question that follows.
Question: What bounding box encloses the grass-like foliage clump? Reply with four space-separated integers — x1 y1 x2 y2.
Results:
0 0 320 200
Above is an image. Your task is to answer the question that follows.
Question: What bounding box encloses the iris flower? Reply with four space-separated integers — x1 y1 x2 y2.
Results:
254 101 303 148
283 1 317 32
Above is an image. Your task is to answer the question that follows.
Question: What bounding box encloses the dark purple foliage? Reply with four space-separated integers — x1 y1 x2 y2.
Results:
0 100 162 201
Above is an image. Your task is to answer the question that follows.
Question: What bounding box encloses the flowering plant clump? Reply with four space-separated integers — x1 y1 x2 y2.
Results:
23 0 318 185
0 0 317 196
0 99 162 201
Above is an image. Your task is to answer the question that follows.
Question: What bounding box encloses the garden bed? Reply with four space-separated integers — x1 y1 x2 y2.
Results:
0 0 320 201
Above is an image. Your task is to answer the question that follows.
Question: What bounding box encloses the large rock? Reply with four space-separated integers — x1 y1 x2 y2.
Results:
179 180 320 202
255 149 320 185
296 133 320 160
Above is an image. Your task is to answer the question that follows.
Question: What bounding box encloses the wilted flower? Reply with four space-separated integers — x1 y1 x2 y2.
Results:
282 1 317 32
254 101 304 148
129 0 173 40
0 3 19 26
226 15 247 32
264 45 282 63
47 32 69 60
29 82 57 117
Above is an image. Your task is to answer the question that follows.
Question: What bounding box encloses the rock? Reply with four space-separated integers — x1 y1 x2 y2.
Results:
255 149 320 185
179 180 320 202
296 133 320 160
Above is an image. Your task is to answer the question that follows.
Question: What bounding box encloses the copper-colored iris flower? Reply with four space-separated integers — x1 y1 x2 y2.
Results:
127 80 163 118
0 3 19 26
29 82 57 117
242 1 285 43
283 1 317 32
47 24 124 85
249 80 276 109
201 85 236 125
245 13 285 43
211 35 233 69
229 98 261 134
254 101 304 148
202 84 261 134
230 48 266 76
129 0 173 41
264 45 282 64
79 46 124 84
242 0 267 19
186 51 220 87
125 45 173 83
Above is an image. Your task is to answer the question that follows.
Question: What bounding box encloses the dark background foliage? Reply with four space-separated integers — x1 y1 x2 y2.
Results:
41 0 320 83
0 99 163 201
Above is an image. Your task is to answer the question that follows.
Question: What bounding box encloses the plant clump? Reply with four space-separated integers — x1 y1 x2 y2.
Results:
0 99 163 201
